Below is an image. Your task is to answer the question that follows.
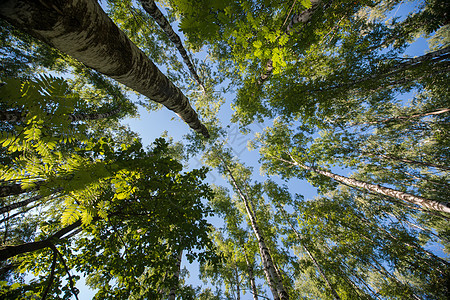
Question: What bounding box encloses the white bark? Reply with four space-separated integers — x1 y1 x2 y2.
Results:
167 250 182 300
139 0 205 91
221 160 289 300
287 155 450 214
0 0 209 137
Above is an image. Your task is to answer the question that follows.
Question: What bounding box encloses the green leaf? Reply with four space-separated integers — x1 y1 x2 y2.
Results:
253 40 262 49
62 204 80 226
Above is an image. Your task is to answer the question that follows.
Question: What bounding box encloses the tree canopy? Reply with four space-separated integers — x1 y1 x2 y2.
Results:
1 0 448 299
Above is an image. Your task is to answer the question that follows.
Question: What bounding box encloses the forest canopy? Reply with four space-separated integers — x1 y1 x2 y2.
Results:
0 0 449 299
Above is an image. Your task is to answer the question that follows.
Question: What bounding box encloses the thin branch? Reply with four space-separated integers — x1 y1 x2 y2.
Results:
41 250 57 300
50 244 80 300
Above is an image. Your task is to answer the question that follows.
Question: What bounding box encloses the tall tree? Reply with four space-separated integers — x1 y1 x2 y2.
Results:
264 180 342 300
139 0 205 91
1 137 217 298
204 146 290 300
0 0 209 137
254 120 450 214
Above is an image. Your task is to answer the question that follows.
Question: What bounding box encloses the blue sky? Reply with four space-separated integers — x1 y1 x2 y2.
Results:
65 0 448 298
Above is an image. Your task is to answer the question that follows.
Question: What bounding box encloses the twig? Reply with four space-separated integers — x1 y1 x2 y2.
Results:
41 250 57 300
282 0 298 29
50 244 80 300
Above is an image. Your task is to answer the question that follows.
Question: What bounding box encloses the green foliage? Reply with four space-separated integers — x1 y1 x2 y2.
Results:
2 0 449 299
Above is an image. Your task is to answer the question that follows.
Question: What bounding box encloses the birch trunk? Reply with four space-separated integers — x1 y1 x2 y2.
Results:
286 155 450 214
244 252 259 300
0 0 209 138
315 47 450 92
280 209 341 300
221 160 289 300
167 250 182 300
363 108 450 126
364 152 450 172
139 0 205 91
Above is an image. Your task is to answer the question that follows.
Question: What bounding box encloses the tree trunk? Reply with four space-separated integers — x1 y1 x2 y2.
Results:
365 152 450 172
0 182 41 198
279 208 341 300
234 264 241 300
0 194 43 214
221 160 289 300
139 0 205 91
0 0 209 138
0 187 62 214
286 155 450 214
244 252 259 300
314 47 450 92
363 108 450 126
167 250 182 300
68 107 122 122
0 219 82 261
1 204 36 225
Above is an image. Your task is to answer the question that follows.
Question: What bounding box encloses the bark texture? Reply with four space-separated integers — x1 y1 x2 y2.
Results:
288 156 450 214
221 160 289 300
0 0 209 137
139 0 205 91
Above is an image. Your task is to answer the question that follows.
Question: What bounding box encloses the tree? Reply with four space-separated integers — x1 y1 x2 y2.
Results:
2 0 449 298
201 185 266 300
264 180 342 300
139 0 205 91
0 0 209 137
1 137 217 298
255 120 450 214
204 146 291 300
294 187 449 299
